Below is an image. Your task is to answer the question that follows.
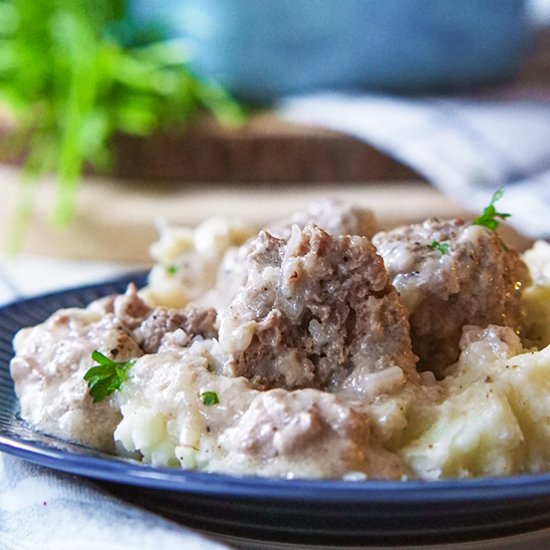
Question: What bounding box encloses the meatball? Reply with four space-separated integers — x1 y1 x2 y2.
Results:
109 283 152 329
219 223 418 391
138 304 217 354
219 388 404 479
372 218 531 376
204 199 379 313
87 283 153 328
266 197 378 239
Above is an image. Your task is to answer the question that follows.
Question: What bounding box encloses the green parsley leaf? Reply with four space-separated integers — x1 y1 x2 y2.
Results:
83 350 137 403
429 240 449 254
200 391 219 406
165 264 177 276
473 187 511 230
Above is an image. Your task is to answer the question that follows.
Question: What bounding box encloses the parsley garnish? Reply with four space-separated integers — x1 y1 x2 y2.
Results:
165 264 177 276
83 350 137 403
429 240 449 254
473 188 511 230
200 391 219 406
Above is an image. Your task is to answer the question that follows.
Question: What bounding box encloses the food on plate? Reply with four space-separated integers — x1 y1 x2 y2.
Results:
219 223 418 391
10 295 142 452
373 217 530 376
10 193 550 480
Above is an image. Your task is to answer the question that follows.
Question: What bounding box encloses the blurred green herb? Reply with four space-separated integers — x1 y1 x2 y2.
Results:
0 0 245 250
165 263 177 276
84 350 137 403
473 187 510 231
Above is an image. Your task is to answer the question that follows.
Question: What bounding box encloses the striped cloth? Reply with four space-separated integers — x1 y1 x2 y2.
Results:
279 87 550 239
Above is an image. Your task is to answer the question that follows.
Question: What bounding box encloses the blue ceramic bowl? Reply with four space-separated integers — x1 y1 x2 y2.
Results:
132 0 530 102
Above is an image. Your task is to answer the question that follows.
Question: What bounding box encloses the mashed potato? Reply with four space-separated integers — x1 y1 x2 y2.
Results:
114 339 258 470
522 240 550 349
398 324 550 479
145 217 256 308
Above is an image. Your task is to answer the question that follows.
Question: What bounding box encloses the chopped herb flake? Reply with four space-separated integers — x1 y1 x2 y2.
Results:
200 391 219 406
473 188 511 230
429 240 449 254
84 350 137 403
165 264 178 276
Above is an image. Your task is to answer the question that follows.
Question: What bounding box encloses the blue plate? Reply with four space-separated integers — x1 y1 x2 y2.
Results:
1 274 550 546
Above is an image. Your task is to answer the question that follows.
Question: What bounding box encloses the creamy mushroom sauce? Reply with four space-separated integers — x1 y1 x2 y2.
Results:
10 200 550 480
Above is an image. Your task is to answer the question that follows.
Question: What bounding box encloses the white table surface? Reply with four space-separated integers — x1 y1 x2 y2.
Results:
0 254 143 304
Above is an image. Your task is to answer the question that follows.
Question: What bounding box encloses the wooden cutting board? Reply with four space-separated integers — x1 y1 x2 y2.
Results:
0 167 531 263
